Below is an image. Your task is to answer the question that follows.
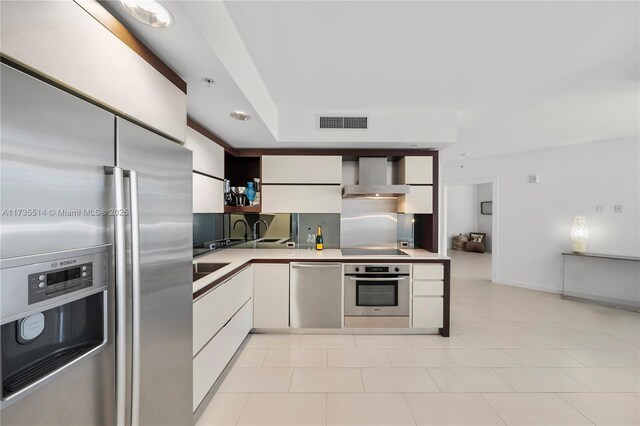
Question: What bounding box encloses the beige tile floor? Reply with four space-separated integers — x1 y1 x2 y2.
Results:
197 251 640 425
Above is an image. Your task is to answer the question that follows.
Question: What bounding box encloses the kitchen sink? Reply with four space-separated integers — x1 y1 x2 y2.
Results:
192 262 230 282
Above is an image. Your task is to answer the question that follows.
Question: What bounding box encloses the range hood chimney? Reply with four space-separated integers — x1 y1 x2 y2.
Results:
342 157 410 198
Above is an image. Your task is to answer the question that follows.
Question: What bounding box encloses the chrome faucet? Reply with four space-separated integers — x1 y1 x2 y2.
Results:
233 220 248 241
252 220 269 240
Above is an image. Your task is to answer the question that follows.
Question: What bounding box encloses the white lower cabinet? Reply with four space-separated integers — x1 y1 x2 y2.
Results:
412 297 443 328
192 266 252 354
253 263 290 328
193 300 253 411
261 185 341 213
411 262 444 328
192 265 254 411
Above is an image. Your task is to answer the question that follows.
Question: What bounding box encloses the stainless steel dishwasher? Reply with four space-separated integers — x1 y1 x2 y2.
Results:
290 263 343 328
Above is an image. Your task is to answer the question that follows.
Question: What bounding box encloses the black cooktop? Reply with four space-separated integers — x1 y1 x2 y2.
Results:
341 248 409 256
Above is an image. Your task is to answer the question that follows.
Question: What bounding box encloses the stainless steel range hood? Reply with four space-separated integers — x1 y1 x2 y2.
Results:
342 157 410 198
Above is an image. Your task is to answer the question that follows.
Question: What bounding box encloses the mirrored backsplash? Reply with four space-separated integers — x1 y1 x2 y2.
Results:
193 213 225 246
293 214 341 249
194 210 414 251
226 213 291 240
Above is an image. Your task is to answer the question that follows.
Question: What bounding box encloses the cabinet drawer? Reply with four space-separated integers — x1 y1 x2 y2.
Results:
193 266 252 355
413 280 444 296
413 264 444 280
262 155 342 184
412 297 443 328
262 185 341 213
193 300 252 411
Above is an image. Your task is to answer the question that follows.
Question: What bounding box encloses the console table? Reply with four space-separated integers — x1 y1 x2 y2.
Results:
562 252 640 312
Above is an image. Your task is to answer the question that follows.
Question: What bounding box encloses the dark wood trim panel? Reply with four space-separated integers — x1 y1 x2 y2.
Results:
261 183 342 186
187 117 237 155
75 0 187 94
193 170 224 181
235 148 438 159
430 151 440 252
440 259 450 337
224 206 261 213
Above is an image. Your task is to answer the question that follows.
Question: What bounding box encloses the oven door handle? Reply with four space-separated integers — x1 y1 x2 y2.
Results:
348 277 407 281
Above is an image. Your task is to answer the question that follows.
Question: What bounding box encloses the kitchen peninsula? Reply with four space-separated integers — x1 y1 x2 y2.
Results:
191 246 450 410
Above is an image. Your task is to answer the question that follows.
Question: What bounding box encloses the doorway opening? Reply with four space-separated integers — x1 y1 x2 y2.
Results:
442 179 498 283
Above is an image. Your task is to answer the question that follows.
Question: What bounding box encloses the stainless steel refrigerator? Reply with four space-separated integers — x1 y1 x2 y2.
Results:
0 63 193 425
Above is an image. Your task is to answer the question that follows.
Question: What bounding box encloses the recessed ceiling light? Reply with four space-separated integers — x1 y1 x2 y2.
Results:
119 0 173 28
202 77 215 87
230 111 250 121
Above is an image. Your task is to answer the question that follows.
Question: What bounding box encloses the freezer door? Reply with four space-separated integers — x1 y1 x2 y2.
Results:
0 65 116 425
0 64 115 258
290 263 343 328
116 118 193 426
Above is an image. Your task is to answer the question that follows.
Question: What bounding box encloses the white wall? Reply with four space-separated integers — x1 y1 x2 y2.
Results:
477 183 493 251
446 185 478 248
443 137 640 293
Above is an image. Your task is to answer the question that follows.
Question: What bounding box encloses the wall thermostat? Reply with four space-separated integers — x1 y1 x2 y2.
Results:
529 174 540 183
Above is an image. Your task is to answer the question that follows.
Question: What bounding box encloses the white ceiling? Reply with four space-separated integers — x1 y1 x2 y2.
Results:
105 1 639 159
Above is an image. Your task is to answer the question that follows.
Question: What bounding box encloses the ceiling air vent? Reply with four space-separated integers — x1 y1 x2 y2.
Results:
318 115 368 130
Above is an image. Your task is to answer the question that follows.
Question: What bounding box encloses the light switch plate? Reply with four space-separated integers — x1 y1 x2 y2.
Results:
596 204 604 213
614 204 623 213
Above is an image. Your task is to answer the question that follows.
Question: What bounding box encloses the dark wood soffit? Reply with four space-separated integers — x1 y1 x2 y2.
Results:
74 0 187 94
234 148 440 158
187 117 237 155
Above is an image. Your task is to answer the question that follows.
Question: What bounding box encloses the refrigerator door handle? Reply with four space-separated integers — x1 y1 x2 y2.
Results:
104 166 127 426
125 170 142 426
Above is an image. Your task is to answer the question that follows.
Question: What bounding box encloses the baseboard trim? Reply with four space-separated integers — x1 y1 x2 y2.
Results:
493 277 562 294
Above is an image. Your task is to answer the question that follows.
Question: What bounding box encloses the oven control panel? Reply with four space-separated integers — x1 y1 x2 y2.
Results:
344 264 411 275
28 262 94 304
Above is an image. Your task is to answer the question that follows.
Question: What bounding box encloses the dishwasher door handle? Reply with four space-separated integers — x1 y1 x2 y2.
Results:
291 263 342 269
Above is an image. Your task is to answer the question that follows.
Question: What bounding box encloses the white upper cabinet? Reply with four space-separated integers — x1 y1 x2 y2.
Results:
193 173 224 213
261 185 342 213
185 127 225 178
398 186 433 214
398 156 433 184
262 155 342 184
2 2 186 141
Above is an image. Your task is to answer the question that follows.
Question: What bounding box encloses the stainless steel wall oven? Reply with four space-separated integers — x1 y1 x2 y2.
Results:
344 264 410 317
